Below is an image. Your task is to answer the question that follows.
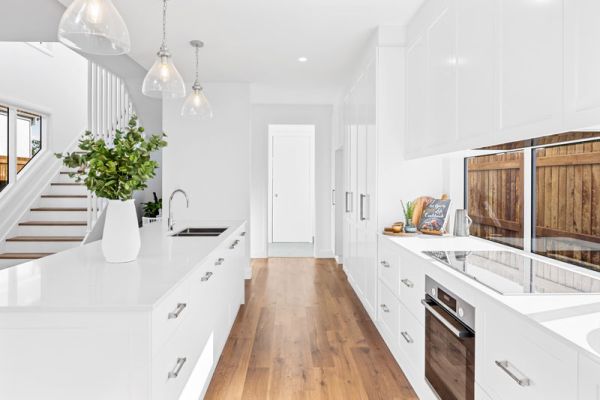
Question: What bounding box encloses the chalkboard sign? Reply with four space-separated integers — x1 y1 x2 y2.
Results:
418 199 452 235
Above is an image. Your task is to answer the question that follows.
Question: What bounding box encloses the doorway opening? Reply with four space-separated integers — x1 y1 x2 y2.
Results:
268 124 315 257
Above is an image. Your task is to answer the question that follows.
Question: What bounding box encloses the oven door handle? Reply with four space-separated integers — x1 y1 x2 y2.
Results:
421 298 473 338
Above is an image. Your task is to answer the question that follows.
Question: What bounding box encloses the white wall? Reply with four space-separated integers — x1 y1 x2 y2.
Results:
162 82 251 225
0 42 87 153
251 104 333 258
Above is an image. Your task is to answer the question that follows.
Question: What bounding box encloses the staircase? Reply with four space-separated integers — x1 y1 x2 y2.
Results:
0 169 89 269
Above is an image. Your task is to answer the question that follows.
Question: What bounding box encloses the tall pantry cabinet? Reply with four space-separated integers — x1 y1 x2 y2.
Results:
342 42 404 320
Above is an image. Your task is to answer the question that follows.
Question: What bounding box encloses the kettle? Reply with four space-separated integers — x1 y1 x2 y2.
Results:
453 209 472 237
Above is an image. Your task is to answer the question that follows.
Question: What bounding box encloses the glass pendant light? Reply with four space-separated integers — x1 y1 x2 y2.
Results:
58 0 130 55
181 40 213 119
142 0 186 99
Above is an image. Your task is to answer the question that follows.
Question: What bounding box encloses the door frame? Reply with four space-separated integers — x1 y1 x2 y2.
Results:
268 124 315 244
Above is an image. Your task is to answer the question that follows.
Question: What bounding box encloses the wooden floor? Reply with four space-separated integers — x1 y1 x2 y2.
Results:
204 258 418 399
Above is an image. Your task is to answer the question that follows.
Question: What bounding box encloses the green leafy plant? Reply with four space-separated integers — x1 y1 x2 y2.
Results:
401 200 416 225
142 192 162 218
56 116 167 201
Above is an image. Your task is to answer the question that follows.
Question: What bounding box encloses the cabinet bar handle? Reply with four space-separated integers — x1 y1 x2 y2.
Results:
332 189 336 206
400 331 414 344
168 303 187 319
215 258 225 266
380 261 390 268
360 194 366 220
168 357 187 379
345 191 353 213
201 271 213 282
229 240 239 249
495 360 531 387
380 304 390 313
401 278 414 288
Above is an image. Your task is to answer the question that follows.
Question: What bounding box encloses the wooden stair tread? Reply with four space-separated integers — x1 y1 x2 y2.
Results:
41 195 87 198
31 207 87 212
51 183 84 186
7 236 84 242
19 221 87 226
0 253 53 260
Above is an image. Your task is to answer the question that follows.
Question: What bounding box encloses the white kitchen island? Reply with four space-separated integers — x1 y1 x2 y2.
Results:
0 220 248 400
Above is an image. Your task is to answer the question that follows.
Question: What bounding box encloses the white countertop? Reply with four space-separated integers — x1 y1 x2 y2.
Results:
0 220 245 311
384 234 600 363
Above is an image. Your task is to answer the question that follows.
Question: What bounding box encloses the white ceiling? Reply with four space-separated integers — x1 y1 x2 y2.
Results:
64 0 424 103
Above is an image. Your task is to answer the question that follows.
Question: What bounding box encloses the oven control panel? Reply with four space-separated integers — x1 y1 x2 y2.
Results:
425 275 475 331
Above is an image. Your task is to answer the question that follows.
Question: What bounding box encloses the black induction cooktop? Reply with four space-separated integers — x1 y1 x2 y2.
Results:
423 250 600 295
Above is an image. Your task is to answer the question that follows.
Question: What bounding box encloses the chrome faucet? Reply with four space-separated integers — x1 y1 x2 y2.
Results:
168 189 190 231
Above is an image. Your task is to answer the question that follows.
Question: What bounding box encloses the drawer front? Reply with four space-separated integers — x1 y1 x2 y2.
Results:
398 301 424 377
378 238 401 295
378 279 400 343
481 306 577 400
152 279 191 354
398 249 426 326
152 317 206 400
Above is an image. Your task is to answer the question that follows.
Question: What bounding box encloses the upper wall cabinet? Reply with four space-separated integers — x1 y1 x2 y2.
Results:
564 0 600 130
456 0 495 147
406 0 569 159
497 0 563 142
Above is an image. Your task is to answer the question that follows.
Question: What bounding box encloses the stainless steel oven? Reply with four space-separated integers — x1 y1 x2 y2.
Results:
422 276 475 400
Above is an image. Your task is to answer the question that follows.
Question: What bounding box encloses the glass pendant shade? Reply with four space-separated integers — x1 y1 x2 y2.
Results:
181 86 213 119
142 52 187 99
58 0 130 55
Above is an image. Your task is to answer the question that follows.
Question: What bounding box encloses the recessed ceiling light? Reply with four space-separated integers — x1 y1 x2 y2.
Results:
298 57 308 63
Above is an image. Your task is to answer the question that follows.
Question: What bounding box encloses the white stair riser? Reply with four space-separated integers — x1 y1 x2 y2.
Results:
54 174 81 184
4 240 80 253
37 197 88 208
0 260 22 270
15 225 88 237
28 210 88 221
46 185 88 196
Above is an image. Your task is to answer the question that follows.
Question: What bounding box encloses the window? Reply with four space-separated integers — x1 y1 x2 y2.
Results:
16 110 42 174
465 151 524 250
466 133 600 273
0 105 45 194
0 105 7 192
533 139 600 271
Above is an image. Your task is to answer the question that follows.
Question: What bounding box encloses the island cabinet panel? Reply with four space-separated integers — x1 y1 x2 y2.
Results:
0 222 248 400
579 353 600 400
479 302 577 400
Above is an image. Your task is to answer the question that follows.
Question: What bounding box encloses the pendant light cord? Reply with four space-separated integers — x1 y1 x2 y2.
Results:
161 0 168 50
195 45 199 83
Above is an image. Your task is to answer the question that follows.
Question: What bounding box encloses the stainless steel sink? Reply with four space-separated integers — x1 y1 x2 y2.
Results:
171 227 228 237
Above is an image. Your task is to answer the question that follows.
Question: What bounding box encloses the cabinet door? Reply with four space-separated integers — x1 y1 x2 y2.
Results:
579 353 600 400
426 0 457 151
564 0 600 130
497 0 563 141
406 34 428 159
456 0 495 148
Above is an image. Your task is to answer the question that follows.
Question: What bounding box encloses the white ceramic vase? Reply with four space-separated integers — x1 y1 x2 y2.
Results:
102 199 141 263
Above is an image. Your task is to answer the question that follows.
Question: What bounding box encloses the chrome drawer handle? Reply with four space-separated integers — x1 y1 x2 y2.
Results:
380 261 390 268
495 360 531 387
400 331 414 344
380 304 390 313
168 357 187 379
167 303 187 319
229 240 239 249
240 232 246 237
201 271 213 282
401 278 414 288
215 258 225 266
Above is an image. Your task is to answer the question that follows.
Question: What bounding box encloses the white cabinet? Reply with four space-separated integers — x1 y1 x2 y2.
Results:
426 0 457 151
579 353 600 400
479 302 577 400
406 34 428 157
456 0 495 148
497 0 563 141
564 0 600 131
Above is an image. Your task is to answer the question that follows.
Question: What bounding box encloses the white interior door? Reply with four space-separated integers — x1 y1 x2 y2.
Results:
271 129 314 243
